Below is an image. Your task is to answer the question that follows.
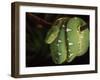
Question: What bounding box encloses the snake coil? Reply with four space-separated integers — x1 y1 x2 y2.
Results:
45 17 89 64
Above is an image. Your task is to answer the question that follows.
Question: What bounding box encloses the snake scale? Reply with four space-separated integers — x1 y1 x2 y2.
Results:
45 17 89 64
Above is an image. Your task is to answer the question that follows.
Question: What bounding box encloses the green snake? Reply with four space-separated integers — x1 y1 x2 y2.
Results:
45 17 89 64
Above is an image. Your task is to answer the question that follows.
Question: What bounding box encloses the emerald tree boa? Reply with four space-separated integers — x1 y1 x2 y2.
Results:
45 17 89 64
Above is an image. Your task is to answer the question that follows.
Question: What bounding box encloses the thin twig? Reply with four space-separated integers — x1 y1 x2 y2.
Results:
27 13 51 26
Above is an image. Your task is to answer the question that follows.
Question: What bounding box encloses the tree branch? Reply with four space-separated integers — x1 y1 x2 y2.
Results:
26 13 51 27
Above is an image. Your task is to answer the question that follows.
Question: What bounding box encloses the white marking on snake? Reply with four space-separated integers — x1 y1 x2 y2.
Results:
66 28 72 32
62 25 65 28
58 53 61 56
77 31 79 32
69 43 73 46
69 53 73 57
58 40 62 43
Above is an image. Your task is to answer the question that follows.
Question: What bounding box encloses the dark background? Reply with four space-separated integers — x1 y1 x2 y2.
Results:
26 12 90 67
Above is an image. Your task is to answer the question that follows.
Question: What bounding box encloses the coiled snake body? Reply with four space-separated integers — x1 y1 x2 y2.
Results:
45 17 89 64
